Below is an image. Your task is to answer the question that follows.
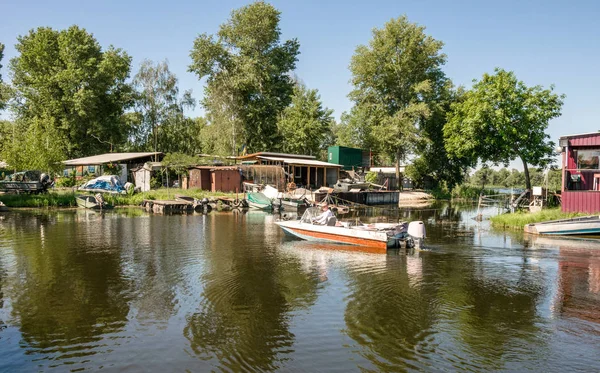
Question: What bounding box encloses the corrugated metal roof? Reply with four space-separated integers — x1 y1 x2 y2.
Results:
559 131 600 139
236 152 316 160
63 152 162 166
258 156 342 167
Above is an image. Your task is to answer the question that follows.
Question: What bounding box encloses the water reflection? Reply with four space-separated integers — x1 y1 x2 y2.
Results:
0 211 132 368
0 206 599 371
184 212 320 371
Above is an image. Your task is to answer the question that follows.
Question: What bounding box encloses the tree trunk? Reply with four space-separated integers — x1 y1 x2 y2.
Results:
521 156 531 191
395 150 402 191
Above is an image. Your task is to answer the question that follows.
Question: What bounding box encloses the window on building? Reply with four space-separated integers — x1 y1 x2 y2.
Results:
577 149 600 169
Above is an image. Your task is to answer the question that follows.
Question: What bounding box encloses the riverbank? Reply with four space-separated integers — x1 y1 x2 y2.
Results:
490 208 585 229
0 189 236 208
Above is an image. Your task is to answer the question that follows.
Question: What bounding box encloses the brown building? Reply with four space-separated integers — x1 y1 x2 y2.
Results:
188 166 242 192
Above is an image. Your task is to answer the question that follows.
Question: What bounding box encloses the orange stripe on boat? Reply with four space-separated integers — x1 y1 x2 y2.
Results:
287 227 388 250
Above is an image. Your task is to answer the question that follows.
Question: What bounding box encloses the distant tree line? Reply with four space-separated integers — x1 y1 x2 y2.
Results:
0 1 564 191
468 167 562 191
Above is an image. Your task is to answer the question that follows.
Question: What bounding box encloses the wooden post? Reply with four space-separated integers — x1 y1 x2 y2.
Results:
307 166 311 188
323 167 327 188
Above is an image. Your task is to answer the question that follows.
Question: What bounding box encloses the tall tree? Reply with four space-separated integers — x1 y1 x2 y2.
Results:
0 42 10 111
444 68 564 190
277 83 334 156
348 15 447 183
407 83 472 189
131 59 195 157
189 1 300 155
9 26 132 161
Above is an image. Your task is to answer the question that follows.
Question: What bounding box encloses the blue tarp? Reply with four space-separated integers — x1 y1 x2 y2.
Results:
79 175 125 193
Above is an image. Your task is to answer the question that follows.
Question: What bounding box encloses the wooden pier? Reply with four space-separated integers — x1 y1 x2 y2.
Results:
142 199 194 214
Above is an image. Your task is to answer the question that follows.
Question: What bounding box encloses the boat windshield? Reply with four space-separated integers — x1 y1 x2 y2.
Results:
300 207 322 223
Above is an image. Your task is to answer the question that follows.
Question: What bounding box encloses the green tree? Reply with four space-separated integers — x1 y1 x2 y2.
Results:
131 59 195 157
445 68 564 190
9 26 133 161
0 42 10 110
333 107 377 150
504 169 525 188
348 15 447 184
410 83 472 189
472 166 494 189
277 83 334 156
189 1 300 155
495 168 511 187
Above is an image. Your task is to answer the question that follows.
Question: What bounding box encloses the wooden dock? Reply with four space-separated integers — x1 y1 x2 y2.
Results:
142 199 194 214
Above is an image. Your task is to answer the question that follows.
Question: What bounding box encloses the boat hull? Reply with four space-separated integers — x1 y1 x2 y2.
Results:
276 220 414 250
524 216 600 236
247 201 273 210
76 196 113 210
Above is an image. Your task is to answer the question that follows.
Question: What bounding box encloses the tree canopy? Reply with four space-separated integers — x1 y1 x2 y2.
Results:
0 42 8 110
8 26 133 165
189 1 300 155
444 68 564 190
277 83 334 156
130 59 195 157
347 15 447 180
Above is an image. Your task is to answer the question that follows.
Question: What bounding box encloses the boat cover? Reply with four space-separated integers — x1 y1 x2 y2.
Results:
247 192 272 205
79 175 125 193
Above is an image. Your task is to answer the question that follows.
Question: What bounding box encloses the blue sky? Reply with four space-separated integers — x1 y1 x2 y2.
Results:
1 0 599 168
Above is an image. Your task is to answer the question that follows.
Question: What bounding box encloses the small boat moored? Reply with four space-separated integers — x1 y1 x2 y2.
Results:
275 207 425 250
524 215 600 236
0 201 8 212
246 192 274 210
76 194 113 210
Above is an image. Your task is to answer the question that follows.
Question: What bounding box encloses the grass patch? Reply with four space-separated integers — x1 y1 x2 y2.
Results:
0 190 77 207
0 188 238 208
490 208 586 229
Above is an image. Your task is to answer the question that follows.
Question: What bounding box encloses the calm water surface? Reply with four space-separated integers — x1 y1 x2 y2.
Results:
0 204 599 372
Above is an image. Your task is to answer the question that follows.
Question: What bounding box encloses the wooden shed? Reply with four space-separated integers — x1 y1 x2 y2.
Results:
188 166 242 192
560 132 600 213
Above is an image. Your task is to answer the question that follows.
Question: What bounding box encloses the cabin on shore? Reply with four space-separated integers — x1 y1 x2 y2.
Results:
560 132 600 213
235 152 343 189
62 152 163 184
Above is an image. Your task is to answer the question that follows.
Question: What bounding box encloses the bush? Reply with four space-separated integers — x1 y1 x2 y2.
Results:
55 171 77 187
365 171 378 184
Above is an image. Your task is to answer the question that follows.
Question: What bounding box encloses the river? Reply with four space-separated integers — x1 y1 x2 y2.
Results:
0 203 599 372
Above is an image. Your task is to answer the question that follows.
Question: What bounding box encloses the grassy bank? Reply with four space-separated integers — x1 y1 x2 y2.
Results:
490 208 585 229
0 188 237 208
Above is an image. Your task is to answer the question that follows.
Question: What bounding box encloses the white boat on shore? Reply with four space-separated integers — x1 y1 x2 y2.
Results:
524 215 600 236
275 207 425 250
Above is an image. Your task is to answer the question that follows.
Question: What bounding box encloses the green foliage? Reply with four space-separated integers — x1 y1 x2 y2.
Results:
411 84 471 190
1 116 65 172
130 59 196 154
445 68 564 190
365 171 378 184
0 191 77 208
103 163 122 175
189 1 300 155
277 83 334 156
162 152 200 175
451 184 495 200
9 26 133 160
348 15 447 175
490 208 584 229
55 171 77 188
0 42 10 110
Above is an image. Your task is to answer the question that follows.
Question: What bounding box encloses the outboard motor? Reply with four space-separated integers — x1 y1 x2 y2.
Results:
407 221 426 249
40 173 52 190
